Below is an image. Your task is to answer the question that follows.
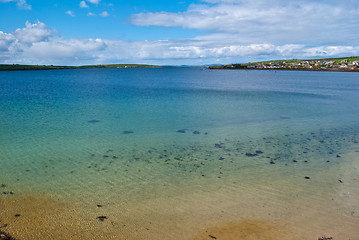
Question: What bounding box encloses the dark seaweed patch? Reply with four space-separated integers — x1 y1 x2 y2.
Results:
97 216 107 221
318 236 333 240
0 230 17 240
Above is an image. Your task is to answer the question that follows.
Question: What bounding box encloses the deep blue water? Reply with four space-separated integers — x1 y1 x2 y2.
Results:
1 68 359 138
1 68 359 190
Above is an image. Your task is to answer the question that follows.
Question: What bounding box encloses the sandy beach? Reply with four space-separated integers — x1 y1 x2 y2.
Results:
1 145 358 240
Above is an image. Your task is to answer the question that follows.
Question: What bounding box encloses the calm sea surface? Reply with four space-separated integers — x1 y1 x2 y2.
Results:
1 68 359 239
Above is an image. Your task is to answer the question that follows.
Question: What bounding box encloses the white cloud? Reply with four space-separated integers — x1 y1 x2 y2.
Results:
86 0 100 4
16 0 30 9
26 38 107 59
130 0 359 45
79 1 89 8
100 11 109 17
87 12 96 16
0 0 31 9
0 31 16 51
65 10 75 17
14 21 53 44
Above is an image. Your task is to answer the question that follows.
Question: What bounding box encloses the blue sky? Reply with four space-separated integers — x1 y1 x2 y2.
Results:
1 0 359 65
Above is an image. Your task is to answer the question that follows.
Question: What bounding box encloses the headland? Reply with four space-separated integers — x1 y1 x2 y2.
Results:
208 56 359 72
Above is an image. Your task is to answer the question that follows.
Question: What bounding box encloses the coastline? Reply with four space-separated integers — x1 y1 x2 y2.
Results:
207 67 359 72
207 56 359 72
0 64 162 72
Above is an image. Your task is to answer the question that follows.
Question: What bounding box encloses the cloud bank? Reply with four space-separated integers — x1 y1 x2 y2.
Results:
0 0 31 9
131 0 359 45
1 21 359 66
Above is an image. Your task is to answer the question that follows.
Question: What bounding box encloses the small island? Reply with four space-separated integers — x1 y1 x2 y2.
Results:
0 64 162 71
208 56 359 72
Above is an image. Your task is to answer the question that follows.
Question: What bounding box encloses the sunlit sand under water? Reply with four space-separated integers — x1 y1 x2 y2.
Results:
1 123 359 240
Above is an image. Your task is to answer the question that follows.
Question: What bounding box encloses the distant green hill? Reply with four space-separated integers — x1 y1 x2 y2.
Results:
0 64 162 71
209 56 359 71
242 56 359 66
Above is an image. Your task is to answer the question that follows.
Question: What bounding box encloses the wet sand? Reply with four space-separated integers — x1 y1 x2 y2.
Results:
0 195 125 239
1 146 358 240
192 220 294 240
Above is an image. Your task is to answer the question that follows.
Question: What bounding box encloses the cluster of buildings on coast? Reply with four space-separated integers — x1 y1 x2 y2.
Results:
246 59 359 71
210 57 359 71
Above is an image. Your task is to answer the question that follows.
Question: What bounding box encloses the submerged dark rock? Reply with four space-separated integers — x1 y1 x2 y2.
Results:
214 143 224 148
88 120 100 123
255 150 263 154
123 130 134 134
304 176 311 179
245 153 257 157
193 131 200 135
0 184 6 188
176 129 186 133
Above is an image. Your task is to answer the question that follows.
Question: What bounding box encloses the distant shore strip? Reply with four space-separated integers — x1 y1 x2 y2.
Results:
0 64 162 71
208 56 359 72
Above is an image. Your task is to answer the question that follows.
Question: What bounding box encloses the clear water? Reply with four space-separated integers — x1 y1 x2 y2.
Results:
1 68 359 239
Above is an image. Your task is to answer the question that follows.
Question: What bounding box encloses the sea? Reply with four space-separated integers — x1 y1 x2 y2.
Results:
0 67 359 239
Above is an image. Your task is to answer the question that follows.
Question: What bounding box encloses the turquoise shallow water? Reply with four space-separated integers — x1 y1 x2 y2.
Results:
1 68 359 239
